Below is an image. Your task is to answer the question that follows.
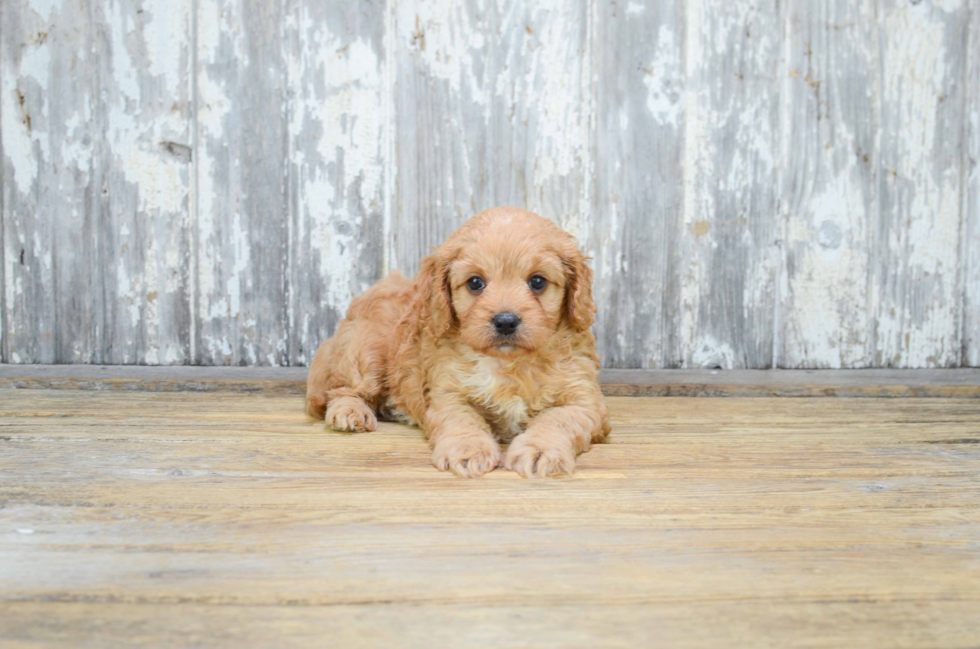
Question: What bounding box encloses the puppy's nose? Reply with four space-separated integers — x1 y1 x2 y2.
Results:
492 312 521 336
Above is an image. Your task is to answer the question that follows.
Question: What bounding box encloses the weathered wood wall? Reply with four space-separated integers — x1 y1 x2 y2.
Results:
1 0 977 368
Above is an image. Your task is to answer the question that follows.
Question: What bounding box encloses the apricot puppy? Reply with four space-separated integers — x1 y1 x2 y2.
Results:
306 207 610 477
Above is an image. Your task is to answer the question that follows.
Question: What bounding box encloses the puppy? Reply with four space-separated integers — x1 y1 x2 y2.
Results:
306 207 610 477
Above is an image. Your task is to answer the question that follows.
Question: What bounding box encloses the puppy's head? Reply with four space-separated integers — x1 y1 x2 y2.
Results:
416 207 595 357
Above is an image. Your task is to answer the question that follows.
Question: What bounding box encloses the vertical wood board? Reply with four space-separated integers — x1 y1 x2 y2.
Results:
1 0 193 365
592 0 684 368
873 0 968 368
284 0 386 366
0 0 5 363
2 0 101 363
963 2 979 367
195 0 289 365
99 0 194 364
778 0 879 368
678 0 782 369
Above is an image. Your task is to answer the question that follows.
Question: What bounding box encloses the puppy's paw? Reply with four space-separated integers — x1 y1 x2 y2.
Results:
432 434 501 478
324 397 377 433
505 435 575 478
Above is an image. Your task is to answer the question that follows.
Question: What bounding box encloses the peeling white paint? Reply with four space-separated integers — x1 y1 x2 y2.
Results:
785 181 871 367
691 335 737 370
2 36 48 195
142 3 189 92
644 25 682 126
98 0 193 363
27 0 60 19
285 4 386 366
875 4 962 367
526 3 589 185
933 0 963 14
297 34 381 313
401 0 486 102
965 3 980 367
1 0 975 368
196 0 238 334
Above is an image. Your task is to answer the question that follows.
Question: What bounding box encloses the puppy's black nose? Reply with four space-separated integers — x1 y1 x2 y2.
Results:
492 312 521 336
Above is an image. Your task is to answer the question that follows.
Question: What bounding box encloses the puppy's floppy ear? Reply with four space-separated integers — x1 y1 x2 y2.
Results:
416 251 454 338
562 238 597 332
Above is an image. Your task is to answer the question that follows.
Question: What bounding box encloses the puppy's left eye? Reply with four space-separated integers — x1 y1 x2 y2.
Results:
528 275 547 293
466 276 486 293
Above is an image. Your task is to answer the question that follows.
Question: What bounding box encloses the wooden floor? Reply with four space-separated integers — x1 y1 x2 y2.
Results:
1 389 979 648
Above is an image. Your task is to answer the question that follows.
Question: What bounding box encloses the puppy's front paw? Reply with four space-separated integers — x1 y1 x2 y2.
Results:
432 434 501 478
324 397 377 433
505 435 575 478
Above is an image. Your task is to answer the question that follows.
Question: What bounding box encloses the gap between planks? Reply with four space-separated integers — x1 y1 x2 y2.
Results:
0 365 978 398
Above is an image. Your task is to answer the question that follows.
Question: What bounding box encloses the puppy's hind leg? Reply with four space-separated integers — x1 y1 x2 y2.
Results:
306 320 384 433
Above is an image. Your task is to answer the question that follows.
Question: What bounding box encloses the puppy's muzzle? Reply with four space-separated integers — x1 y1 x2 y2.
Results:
491 312 521 337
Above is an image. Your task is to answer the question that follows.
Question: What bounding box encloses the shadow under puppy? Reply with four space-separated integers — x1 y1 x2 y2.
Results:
306 207 610 478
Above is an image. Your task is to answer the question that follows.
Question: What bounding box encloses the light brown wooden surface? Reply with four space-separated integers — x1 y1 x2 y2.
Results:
1 389 979 647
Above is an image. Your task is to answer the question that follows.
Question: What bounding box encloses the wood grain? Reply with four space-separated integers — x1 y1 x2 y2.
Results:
2 0 104 363
284 0 387 365
195 0 290 365
679 0 782 369
392 0 593 276
779 0 878 368
592 0 683 369
964 2 980 368
2 601 979 649
2 0 978 370
874 0 969 368
100 0 194 364
3 365 980 397
0 0 5 365
1 389 978 647
1 0 194 365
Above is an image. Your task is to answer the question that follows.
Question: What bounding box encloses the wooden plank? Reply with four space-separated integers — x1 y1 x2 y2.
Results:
679 0 782 369
0 390 978 647
99 0 194 364
391 0 592 277
0 1 193 365
2 601 979 649
592 0 683 368
195 0 289 365
873 0 969 368
0 0 5 363
598 368 980 398
964 4 980 367
2 365 980 398
2 1 978 372
1 0 104 363
284 0 387 365
779 0 878 368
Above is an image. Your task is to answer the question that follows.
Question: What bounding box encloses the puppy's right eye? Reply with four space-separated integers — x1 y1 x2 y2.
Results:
466 276 486 293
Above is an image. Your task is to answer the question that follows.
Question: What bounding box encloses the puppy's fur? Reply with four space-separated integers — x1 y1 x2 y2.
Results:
306 207 610 477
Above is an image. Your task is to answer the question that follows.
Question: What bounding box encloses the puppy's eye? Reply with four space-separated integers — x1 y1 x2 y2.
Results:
528 275 547 293
466 276 486 293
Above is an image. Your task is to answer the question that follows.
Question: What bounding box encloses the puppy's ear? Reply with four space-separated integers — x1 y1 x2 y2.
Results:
416 252 454 338
563 239 596 332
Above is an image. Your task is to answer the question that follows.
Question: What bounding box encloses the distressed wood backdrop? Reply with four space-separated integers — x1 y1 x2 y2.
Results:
1 0 978 369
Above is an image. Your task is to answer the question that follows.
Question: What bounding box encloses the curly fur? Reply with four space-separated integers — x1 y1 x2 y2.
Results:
306 207 610 478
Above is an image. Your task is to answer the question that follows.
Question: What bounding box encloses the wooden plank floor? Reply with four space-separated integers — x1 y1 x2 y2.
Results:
4 365 980 398
1 389 978 648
